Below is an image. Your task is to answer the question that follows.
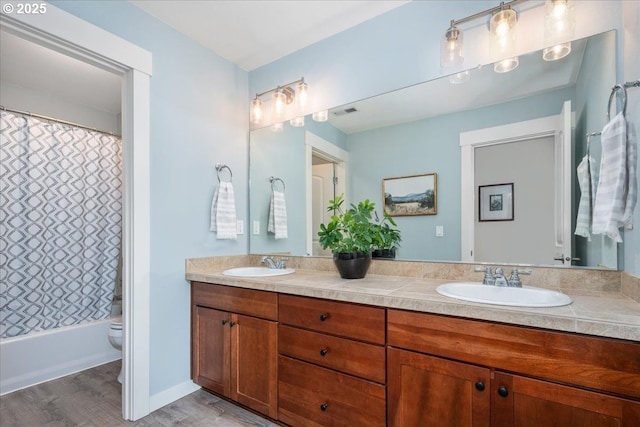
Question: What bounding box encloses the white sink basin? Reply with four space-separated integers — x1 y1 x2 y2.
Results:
436 282 572 307
222 267 295 277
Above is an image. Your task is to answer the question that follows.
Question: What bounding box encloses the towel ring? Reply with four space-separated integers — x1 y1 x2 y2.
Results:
270 176 285 192
215 163 232 182
607 84 627 122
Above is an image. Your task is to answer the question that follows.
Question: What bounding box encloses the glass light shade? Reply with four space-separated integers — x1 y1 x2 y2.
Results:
272 90 287 119
494 57 519 73
543 42 571 61
296 81 309 114
449 70 470 84
270 122 284 132
440 26 463 68
289 116 305 127
490 8 517 65
312 110 328 122
543 0 575 61
250 98 263 124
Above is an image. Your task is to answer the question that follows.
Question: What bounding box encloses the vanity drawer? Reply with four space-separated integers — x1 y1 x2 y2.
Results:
191 282 277 321
279 325 386 383
278 356 386 427
278 294 385 344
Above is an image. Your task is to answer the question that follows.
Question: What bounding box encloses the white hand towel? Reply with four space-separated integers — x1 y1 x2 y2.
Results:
210 182 237 239
621 120 637 229
592 112 627 242
574 155 597 241
267 190 288 239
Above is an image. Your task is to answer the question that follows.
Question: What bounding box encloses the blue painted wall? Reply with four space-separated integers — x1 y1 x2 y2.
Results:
51 0 249 396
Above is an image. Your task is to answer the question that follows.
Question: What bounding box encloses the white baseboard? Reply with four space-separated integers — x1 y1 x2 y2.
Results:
149 380 201 412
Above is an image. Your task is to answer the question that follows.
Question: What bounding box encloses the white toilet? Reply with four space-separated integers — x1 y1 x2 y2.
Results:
108 316 124 384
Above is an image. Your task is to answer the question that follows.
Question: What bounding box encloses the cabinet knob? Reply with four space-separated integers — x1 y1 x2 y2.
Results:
320 403 328 412
229 321 237 327
475 381 485 392
319 313 329 322
497 386 509 398
320 348 328 357
221 320 228 325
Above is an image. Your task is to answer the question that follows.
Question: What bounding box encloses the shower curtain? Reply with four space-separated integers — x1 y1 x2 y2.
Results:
0 111 122 339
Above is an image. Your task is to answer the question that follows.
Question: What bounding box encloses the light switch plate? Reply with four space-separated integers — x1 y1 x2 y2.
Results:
253 220 260 235
236 220 244 235
435 225 444 237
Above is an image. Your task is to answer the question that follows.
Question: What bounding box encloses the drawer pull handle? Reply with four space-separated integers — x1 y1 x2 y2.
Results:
320 348 328 357
497 386 509 398
229 321 237 327
475 381 485 392
221 320 228 325
320 403 328 412
319 313 329 322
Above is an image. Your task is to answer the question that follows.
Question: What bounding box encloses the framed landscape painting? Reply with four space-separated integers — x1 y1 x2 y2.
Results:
383 173 437 216
479 183 514 221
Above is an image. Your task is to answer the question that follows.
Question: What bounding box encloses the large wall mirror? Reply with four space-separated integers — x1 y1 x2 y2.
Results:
249 30 620 270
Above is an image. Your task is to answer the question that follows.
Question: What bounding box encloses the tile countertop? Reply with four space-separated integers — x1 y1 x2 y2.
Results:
185 257 640 343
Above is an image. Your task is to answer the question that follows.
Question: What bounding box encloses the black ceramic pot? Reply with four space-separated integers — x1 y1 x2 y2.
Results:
372 248 396 259
332 252 372 279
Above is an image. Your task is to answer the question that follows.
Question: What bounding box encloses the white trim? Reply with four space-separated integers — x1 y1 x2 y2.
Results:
459 115 560 262
149 381 201 412
1 4 152 421
304 132 349 256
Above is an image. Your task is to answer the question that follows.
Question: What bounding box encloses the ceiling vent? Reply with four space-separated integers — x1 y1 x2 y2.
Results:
332 107 358 116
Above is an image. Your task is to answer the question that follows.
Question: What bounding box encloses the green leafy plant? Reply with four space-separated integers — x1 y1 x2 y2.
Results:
373 213 402 251
318 195 378 254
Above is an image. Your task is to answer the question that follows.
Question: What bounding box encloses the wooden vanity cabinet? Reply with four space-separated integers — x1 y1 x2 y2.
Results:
387 309 640 427
278 294 387 427
191 282 278 419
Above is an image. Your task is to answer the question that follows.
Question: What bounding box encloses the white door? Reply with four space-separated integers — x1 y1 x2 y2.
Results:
460 100 573 266
312 162 335 256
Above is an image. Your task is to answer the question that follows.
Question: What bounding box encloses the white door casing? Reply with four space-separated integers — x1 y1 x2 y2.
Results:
0 4 152 420
460 101 573 266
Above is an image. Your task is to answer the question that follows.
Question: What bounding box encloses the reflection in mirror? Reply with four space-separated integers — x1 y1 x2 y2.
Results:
250 31 618 269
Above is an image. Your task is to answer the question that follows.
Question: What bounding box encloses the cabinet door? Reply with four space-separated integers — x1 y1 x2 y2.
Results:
192 306 230 396
492 372 640 427
387 347 490 427
231 314 278 419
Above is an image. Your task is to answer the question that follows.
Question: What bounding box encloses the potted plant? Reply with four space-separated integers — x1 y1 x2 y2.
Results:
317 195 377 279
372 213 401 259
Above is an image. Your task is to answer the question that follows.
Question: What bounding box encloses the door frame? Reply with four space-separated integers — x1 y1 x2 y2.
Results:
459 105 572 265
304 131 349 256
1 5 152 420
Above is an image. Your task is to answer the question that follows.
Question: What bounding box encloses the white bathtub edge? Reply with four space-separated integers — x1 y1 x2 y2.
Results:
0 319 121 396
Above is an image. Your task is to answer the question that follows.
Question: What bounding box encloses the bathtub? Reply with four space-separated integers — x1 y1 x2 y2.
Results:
0 318 121 395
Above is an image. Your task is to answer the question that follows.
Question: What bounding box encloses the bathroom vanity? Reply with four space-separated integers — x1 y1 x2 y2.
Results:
187 257 640 427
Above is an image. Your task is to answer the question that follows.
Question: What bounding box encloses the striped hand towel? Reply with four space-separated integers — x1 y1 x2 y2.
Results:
268 190 288 239
621 120 637 229
574 154 597 241
210 182 237 239
592 112 627 242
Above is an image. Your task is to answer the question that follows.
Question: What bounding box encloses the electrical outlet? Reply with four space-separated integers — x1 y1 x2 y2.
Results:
253 221 260 235
435 225 444 237
236 220 244 235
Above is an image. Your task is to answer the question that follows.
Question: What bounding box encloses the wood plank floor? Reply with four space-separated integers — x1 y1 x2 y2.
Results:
0 361 279 426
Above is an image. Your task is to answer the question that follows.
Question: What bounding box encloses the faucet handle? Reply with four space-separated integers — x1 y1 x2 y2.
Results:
508 269 521 287
482 267 495 286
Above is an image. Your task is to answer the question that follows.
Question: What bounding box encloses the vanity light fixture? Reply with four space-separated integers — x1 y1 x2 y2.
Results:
290 116 305 127
441 0 529 74
449 70 470 84
490 6 519 73
542 0 575 61
249 77 308 126
440 21 463 68
271 122 284 132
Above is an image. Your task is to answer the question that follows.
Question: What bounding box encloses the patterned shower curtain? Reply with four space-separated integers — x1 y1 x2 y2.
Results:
0 111 122 338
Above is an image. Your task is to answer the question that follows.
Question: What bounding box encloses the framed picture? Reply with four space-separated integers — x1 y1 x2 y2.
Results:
383 173 437 216
479 183 514 221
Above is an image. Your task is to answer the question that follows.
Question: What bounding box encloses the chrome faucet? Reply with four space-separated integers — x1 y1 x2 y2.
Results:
476 266 531 287
261 256 288 269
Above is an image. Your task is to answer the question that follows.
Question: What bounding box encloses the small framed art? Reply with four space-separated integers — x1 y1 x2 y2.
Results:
383 173 437 216
479 183 514 221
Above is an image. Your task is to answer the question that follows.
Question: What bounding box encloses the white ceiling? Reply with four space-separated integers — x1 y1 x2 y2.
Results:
131 0 409 71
